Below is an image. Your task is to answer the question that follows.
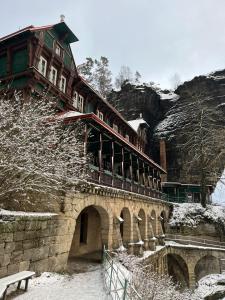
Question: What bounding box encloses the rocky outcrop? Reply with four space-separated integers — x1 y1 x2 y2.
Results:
109 70 225 183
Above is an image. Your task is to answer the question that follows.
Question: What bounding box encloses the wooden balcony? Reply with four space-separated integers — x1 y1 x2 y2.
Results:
89 166 164 200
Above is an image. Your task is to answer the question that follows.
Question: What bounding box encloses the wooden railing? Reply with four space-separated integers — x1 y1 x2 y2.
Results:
89 166 165 200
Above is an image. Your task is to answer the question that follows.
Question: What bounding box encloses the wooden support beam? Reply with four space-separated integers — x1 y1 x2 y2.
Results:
98 133 103 184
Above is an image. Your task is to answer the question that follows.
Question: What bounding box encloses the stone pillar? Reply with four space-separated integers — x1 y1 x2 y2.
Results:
149 237 157 251
188 264 197 289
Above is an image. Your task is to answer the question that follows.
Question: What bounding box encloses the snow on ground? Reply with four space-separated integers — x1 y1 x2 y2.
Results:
10 268 108 300
0 209 57 218
169 203 225 228
194 273 225 299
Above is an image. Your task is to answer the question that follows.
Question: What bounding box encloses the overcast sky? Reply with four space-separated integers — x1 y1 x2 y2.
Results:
1 0 225 88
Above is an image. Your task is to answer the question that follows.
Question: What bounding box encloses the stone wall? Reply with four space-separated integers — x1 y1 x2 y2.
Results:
0 213 74 278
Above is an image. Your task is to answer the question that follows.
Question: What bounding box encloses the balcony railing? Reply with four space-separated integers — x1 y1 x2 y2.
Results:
89 165 164 200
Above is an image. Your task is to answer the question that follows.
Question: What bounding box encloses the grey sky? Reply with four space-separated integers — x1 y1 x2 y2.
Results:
1 0 225 88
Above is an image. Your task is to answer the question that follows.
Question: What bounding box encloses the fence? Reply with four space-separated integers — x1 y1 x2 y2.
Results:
165 234 225 249
102 248 141 300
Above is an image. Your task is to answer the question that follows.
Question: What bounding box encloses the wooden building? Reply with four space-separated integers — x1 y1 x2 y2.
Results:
0 21 166 199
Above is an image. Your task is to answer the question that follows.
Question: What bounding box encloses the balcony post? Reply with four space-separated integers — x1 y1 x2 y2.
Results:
130 154 133 192
111 140 114 187
122 147 125 189
99 133 103 184
137 158 140 194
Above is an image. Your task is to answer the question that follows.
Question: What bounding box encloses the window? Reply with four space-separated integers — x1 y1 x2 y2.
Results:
60 75 67 93
125 134 129 141
49 66 57 85
38 56 47 77
55 44 61 56
73 91 78 109
97 110 104 121
78 95 84 112
113 123 118 132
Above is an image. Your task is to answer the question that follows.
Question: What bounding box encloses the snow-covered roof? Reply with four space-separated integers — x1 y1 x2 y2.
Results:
128 118 149 132
56 111 85 119
157 91 180 102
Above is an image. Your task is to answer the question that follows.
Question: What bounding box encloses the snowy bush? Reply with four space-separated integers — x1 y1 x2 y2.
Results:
0 93 88 211
117 252 197 300
169 203 225 229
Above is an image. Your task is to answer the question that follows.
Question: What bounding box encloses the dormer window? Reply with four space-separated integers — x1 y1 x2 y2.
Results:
49 66 57 85
60 75 67 93
38 56 47 77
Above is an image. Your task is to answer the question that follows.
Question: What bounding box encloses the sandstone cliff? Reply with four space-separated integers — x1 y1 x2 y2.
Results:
108 70 225 183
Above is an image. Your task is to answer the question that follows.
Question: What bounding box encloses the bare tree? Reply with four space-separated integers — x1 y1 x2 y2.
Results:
181 90 225 207
0 93 88 211
118 252 197 300
77 56 112 98
170 73 182 90
115 65 133 89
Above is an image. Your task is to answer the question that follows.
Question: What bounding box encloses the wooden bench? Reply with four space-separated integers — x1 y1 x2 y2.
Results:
0 271 35 299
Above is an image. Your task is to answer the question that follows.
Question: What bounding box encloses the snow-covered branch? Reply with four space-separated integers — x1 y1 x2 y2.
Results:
0 93 88 211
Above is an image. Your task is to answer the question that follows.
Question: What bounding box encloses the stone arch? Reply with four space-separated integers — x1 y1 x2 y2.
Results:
69 204 110 260
150 210 157 236
120 207 132 247
166 254 189 288
194 255 220 282
138 208 146 241
160 210 167 234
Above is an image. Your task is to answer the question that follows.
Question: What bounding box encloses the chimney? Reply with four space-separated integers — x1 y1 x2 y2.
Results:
160 139 167 182
60 14 65 22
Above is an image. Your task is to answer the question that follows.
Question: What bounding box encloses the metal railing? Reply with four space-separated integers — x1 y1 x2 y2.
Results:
166 234 225 249
102 248 141 300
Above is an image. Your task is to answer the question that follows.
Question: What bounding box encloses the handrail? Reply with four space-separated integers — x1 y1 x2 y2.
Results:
165 234 225 249
102 247 141 300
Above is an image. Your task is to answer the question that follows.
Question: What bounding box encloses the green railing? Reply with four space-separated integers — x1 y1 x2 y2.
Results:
102 248 141 300
161 193 187 203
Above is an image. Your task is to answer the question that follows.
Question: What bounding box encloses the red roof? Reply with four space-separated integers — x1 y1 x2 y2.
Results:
0 24 54 43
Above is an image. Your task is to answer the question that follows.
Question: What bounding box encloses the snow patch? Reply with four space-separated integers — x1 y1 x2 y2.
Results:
128 118 149 132
169 203 225 228
0 209 57 218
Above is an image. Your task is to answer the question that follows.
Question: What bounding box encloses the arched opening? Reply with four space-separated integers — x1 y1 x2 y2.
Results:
120 207 132 247
69 205 109 262
160 211 167 234
151 210 157 236
138 209 146 241
166 254 189 289
195 255 220 282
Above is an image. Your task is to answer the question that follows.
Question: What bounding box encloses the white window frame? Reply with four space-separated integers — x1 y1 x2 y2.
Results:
78 95 84 112
55 44 61 56
125 134 129 141
73 91 79 109
49 66 58 85
38 56 47 77
60 75 67 93
113 123 118 132
97 110 104 121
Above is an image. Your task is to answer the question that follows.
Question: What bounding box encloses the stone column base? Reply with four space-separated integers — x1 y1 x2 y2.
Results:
158 234 165 246
149 237 157 251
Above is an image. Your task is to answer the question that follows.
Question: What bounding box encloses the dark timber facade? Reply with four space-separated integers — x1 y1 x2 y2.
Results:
0 21 166 199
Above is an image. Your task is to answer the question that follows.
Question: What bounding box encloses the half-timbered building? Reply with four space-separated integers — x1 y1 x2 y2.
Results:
0 20 166 199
